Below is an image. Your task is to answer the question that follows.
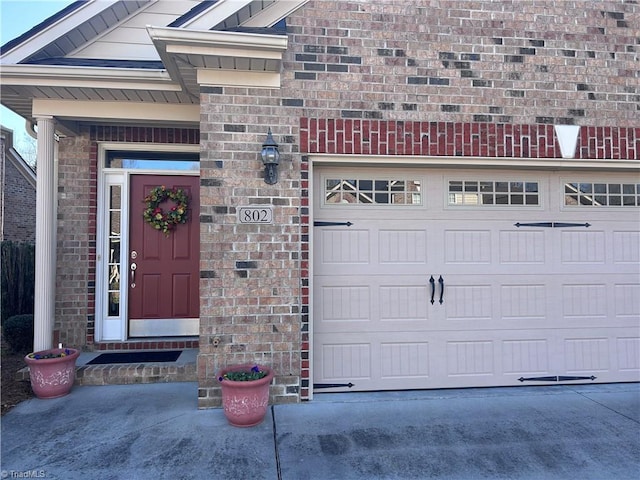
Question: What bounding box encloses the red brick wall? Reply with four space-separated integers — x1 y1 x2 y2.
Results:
55 132 92 347
301 120 640 159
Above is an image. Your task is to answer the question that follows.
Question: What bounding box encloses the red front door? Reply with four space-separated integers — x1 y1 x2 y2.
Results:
128 175 199 337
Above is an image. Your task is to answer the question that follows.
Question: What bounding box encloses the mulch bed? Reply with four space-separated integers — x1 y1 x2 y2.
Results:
1 337 33 415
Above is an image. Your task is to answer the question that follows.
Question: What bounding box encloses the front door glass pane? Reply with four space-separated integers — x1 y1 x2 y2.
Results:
107 186 122 317
106 151 199 171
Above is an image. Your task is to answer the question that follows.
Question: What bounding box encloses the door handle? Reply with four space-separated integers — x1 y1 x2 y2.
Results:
130 262 137 288
429 276 435 305
438 275 444 304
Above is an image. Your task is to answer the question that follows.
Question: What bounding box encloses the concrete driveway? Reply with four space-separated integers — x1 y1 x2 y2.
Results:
1 382 638 479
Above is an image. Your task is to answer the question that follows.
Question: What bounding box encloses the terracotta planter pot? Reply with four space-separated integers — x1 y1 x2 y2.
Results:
24 348 80 399
218 365 274 427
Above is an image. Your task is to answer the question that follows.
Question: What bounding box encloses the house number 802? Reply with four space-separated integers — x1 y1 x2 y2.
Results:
238 206 273 224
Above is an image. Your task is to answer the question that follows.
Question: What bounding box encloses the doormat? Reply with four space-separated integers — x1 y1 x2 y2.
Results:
86 350 182 365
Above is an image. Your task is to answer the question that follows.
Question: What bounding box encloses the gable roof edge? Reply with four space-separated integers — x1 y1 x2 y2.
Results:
241 0 310 28
147 26 288 53
6 148 37 188
176 0 254 30
0 1 86 55
168 0 219 27
148 26 288 93
1 127 36 188
1 0 122 64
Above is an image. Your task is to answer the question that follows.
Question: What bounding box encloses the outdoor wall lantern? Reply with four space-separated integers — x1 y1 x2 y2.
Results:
260 128 280 185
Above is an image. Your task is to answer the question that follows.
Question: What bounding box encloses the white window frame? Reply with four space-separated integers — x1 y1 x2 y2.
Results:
562 180 640 208
444 176 545 211
320 173 425 208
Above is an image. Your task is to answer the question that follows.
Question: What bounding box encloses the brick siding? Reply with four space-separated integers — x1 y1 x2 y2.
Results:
55 132 93 348
284 0 638 127
198 88 303 407
1 133 36 242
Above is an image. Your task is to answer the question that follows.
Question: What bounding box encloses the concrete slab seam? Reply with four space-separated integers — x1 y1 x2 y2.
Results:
271 405 283 480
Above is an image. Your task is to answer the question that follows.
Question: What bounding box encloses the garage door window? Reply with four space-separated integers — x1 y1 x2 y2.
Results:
448 180 539 206
564 182 640 207
325 179 422 205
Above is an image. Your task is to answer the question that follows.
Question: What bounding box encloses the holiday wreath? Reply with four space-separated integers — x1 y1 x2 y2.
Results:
143 185 189 234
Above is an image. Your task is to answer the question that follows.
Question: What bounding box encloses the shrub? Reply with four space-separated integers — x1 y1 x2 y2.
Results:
2 314 34 353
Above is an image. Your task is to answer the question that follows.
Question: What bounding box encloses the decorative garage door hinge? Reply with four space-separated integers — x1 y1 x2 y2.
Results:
314 221 353 227
314 383 355 389
518 375 597 382
514 222 591 228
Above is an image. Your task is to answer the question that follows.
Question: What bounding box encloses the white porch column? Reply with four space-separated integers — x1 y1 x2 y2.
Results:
33 116 57 351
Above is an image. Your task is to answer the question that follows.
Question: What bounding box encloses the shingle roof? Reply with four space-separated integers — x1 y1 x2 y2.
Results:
219 19 287 36
167 0 218 28
25 57 165 69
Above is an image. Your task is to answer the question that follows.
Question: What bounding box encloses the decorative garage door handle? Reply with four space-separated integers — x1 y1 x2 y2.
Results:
429 276 435 305
428 275 445 305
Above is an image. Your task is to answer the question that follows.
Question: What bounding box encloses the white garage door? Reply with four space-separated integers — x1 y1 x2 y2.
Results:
313 167 640 392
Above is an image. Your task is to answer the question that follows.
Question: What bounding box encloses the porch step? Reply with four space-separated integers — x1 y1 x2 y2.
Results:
17 349 197 386
76 362 196 385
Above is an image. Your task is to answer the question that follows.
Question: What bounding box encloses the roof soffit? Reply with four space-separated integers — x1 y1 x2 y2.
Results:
1 1 150 64
148 26 288 92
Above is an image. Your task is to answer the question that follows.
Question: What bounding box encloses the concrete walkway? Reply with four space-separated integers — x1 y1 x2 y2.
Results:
1 382 638 479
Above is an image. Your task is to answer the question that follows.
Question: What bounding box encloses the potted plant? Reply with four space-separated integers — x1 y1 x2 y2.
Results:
24 347 80 399
217 364 274 427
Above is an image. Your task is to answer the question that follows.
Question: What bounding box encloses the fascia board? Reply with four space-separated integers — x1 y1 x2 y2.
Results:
0 65 181 91
1 0 121 64
176 0 254 30
165 44 283 60
241 0 311 28
197 69 280 88
147 26 288 53
33 98 199 124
